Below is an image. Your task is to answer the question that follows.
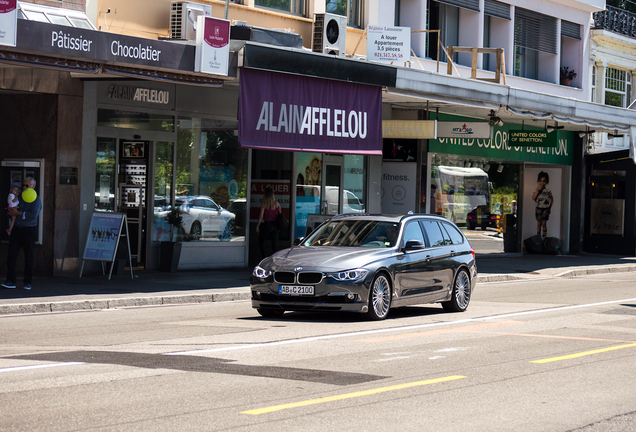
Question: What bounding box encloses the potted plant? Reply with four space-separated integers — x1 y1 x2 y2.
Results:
160 205 183 272
560 67 576 86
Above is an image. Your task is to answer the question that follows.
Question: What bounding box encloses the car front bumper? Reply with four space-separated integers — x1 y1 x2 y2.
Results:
250 276 371 313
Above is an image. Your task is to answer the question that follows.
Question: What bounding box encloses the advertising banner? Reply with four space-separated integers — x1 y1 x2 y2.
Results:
437 121 491 139
367 25 411 63
238 68 382 155
83 212 124 261
0 0 17 47
429 113 573 165
381 162 417 213
195 16 230 76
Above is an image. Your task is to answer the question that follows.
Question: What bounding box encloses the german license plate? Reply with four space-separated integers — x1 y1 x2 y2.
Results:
279 285 314 295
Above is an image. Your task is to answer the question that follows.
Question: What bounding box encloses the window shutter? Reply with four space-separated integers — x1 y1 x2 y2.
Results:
514 7 557 54
435 0 479 12
484 0 510 20
561 20 581 40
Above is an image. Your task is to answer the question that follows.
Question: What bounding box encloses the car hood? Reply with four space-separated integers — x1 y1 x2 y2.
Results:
261 246 394 272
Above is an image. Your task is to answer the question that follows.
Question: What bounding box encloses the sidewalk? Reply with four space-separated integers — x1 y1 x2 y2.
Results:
1 253 636 315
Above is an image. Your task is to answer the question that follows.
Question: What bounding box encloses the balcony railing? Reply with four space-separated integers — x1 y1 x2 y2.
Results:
593 5 636 38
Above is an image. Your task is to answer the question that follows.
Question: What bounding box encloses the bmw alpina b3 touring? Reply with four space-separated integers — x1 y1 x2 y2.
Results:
251 214 477 320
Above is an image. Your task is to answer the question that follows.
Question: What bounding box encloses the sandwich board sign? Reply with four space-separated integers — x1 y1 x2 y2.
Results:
80 212 133 280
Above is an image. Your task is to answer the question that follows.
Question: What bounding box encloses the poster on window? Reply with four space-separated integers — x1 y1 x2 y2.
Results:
295 153 322 238
381 162 417 213
522 167 562 243
0 0 17 47
195 16 230 76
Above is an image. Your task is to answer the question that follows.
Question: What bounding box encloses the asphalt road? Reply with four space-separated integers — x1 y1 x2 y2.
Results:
1 272 635 431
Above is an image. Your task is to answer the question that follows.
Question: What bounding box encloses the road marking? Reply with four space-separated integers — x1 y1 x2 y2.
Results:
0 362 84 373
531 343 636 364
166 297 636 355
468 331 636 344
358 320 521 343
241 375 466 415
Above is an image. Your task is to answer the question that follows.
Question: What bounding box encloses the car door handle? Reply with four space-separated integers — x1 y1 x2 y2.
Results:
450 250 456 257
426 255 432 261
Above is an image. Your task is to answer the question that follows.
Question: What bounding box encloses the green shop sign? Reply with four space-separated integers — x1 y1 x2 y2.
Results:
428 113 573 165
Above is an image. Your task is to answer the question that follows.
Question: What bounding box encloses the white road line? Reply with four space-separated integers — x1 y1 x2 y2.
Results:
0 362 84 373
166 297 636 356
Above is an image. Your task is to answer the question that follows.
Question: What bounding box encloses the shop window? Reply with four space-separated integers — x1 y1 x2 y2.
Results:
326 0 363 28
95 138 117 212
255 0 305 16
343 155 366 213
97 109 174 132
174 118 247 242
152 141 175 242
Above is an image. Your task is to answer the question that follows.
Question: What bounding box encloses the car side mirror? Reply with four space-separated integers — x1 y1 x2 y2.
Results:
293 237 304 246
402 239 425 252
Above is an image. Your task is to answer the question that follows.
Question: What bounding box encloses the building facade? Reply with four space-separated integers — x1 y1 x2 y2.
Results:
3 0 636 280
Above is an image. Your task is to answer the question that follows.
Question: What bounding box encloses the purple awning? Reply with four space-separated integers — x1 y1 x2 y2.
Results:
238 68 382 155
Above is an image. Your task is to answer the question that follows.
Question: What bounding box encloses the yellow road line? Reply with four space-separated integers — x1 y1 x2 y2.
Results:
531 343 636 364
241 375 466 415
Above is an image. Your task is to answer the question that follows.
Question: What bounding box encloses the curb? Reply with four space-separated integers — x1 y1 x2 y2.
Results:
0 292 252 316
3 265 636 316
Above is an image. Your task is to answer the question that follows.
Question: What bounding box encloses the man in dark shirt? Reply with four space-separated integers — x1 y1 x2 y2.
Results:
2 177 42 290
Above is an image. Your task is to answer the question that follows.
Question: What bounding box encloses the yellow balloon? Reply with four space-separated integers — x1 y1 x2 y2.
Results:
22 188 37 203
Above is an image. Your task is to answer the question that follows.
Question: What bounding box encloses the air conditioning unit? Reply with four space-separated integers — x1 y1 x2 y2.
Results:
312 13 347 57
169 1 212 40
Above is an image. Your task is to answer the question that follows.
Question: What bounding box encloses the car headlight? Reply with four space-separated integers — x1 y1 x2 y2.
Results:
329 268 369 282
253 266 272 278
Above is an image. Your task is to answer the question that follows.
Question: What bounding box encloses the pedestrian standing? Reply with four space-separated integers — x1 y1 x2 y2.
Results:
256 186 281 258
2 177 42 290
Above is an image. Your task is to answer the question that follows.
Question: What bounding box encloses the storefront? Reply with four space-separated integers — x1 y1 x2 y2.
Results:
83 80 246 271
424 114 575 253
237 67 384 264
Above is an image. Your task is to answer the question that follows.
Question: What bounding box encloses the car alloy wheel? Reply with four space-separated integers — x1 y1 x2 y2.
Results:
442 268 471 312
368 273 391 320
190 221 202 241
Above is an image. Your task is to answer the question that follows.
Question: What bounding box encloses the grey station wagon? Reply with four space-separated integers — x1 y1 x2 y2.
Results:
251 213 477 320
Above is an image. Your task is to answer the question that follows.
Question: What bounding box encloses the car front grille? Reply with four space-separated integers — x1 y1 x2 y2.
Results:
298 272 323 284
274 271 295 284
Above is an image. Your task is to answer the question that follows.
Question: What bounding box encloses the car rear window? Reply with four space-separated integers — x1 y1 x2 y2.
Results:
441 222 464 245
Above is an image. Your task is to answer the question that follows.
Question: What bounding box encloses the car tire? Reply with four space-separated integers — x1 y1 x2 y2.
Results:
257 308 285 318
467 224 475 230
190 221 202 241
367 273 391 320
442 268 471 312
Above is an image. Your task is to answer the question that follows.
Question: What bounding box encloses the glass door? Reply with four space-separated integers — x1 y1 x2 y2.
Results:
322 155 344 215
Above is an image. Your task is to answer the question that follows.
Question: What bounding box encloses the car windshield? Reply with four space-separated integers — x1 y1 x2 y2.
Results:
304 220 400 248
